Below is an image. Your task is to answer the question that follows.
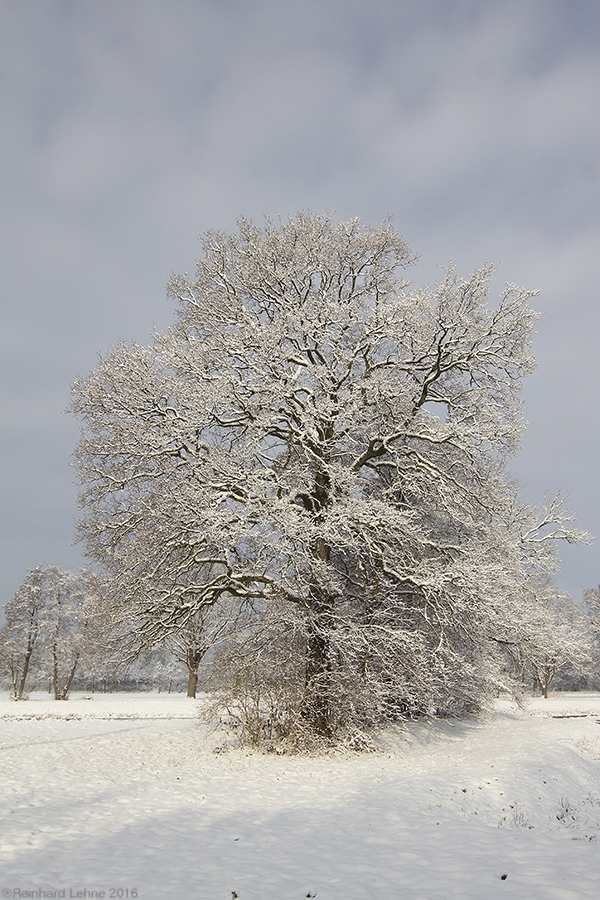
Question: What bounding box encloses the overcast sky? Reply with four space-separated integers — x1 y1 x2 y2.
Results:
1 0 599 612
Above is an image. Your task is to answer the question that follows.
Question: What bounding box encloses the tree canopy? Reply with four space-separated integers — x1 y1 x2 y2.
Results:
71 212 589 736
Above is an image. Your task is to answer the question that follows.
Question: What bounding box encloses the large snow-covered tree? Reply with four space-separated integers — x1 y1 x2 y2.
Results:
71 212 588 735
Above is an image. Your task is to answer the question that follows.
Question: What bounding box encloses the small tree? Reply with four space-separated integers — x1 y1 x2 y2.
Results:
497 496 594 697
582 586 600 686
42 567 107 700
0 567 45 699
520 590 592 698
162 601 236 698
584 586 600 626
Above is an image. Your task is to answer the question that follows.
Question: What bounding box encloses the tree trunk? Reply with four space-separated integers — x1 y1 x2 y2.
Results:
300 467 335 736
187 668 198 699
56 653 80 700
16 631 37 700
52 643 60 699
540 664 555 699
303 574 335 737
10 667 18 701
304 615 333 736
16 647 33 700
186 647 205 699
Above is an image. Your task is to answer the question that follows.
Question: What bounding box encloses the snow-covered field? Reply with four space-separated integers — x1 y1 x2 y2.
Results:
2 693 600 899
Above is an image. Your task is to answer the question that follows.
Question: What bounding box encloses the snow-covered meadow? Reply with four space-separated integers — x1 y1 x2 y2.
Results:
2 693 600 900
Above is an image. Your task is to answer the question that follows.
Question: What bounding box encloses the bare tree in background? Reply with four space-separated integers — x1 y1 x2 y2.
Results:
0 566 108 700
41 567 107 700
162 600 238 698
0 566 45 699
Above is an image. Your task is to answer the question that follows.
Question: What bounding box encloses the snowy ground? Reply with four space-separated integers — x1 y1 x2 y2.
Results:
2 693 600 899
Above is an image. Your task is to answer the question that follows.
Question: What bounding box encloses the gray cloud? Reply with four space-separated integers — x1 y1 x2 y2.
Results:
1 0 599 608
